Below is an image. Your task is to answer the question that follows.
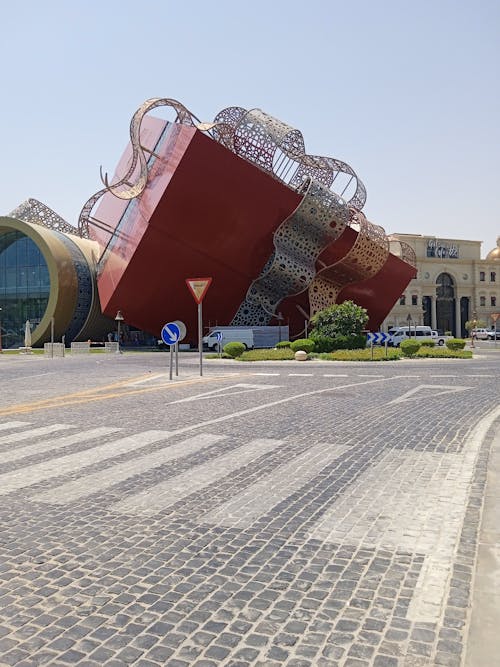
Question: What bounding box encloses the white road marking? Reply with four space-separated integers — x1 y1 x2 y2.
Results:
388 384 471 405
308 404 500 623
0 421 31 432
0 424 72 445
33 433 225 504
168 384 280 404
251 372 281 376
288 373 314 377
204 442 349 528
322 374 349 378
0 430 172 495
111 438 284 515
0 427 121 464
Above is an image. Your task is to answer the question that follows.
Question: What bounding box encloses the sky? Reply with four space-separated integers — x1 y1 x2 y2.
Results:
0 0 498 257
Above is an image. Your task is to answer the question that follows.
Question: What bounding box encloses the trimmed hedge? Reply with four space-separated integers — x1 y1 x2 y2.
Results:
223 341 246 358
290 338 316 354
275 340 291 348
446 338 466 350
400 339 421 357
318 348 401 361
240 348 295 361
310 333 367 352
415 347 472 359
420 339 435 347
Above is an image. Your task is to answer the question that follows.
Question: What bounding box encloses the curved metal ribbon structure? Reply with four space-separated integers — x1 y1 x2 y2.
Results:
231 178 350 326
308 210 390 316
78 98 199 237
388 236 417 268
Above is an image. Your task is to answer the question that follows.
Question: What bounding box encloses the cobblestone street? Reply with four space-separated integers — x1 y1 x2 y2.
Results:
0 351 498 666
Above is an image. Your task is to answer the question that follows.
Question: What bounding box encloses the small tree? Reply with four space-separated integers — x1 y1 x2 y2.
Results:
464 319 486 333
310 301 369 338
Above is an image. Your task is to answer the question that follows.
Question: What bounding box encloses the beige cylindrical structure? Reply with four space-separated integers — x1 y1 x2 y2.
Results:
0 216 112 348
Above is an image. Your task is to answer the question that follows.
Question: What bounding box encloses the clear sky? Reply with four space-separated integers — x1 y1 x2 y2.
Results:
1 0 498 257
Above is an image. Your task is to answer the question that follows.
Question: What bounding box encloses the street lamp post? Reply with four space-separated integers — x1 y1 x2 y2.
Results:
115 310 124 354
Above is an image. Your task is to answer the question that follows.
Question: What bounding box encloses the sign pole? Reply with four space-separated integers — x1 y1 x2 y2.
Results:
175 341 179 376
198 302 203 377
169 344 174 381
185 277 212 378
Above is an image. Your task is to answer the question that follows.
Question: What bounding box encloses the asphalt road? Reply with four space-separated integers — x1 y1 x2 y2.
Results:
0 346 499 666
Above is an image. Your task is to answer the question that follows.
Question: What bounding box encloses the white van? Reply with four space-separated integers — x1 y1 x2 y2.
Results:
203 329 254 350
390 326 433 347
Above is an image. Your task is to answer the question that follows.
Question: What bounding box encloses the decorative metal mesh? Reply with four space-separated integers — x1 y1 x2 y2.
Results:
78 98 199 237
231 178 349 325
388 236 417 268
9 199 77 236
308 210 390 316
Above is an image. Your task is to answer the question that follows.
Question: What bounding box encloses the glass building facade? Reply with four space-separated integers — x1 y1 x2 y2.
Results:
0 231 50 348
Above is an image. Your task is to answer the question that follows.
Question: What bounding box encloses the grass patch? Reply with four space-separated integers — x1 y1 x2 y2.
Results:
205 352 234 359
415 347 472 359
239 348 295 361
317 348 402 361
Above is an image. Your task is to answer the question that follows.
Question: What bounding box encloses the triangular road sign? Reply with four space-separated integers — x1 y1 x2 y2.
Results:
185 277 212 304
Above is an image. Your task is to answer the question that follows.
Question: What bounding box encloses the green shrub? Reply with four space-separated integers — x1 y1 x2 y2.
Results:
446 338 466 350
415 347 472 359
318 348 401 361
275 340 291 348
400 339 421 357
223 341 246 358
310 335 336 353
240 348 295 361
290 338 316 354
420 339 435 347
312 333 366 351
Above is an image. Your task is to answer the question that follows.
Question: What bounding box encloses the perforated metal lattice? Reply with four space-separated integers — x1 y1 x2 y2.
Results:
231 178 350 325
308 210 390 316
9 199 77 236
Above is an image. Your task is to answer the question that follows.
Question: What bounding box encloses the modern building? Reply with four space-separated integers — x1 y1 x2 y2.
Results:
383 234 500 337
0 200 112 349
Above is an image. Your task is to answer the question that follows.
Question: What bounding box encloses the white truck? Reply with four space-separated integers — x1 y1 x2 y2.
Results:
203 325 289 351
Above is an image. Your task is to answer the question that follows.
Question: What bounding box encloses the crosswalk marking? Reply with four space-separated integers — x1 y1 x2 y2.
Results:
0 427 121 465
0 421 31 433
0 423 72 446
33 433 225 504
203 442 350 528
0 430 172 496
111 437 284 515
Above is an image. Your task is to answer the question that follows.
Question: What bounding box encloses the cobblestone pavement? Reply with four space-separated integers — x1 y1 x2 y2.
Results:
0 350 499 666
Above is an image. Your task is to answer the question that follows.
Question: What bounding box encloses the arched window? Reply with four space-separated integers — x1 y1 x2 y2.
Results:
491 272 496 282
480 271 485 281
411 294 418 306
399 295 406 306
480 296 486 307
492 296 497 307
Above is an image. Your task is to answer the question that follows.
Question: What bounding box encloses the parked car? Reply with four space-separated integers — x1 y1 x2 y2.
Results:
472 328 490 340
487 329 499 340
431 330 449 346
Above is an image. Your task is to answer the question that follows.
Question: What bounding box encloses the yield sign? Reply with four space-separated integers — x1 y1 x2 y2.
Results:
185 277 212 304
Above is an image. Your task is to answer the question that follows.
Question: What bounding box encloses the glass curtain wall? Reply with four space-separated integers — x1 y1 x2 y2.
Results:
0 231 50 348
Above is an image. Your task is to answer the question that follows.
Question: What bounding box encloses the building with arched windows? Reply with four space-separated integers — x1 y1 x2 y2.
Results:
383 234 500 336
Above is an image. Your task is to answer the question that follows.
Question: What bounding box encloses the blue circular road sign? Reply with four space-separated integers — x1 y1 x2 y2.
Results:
161 322 181 345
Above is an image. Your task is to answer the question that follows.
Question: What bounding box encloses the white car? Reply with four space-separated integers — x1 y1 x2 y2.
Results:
472 328 490 340
431 330 448 346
